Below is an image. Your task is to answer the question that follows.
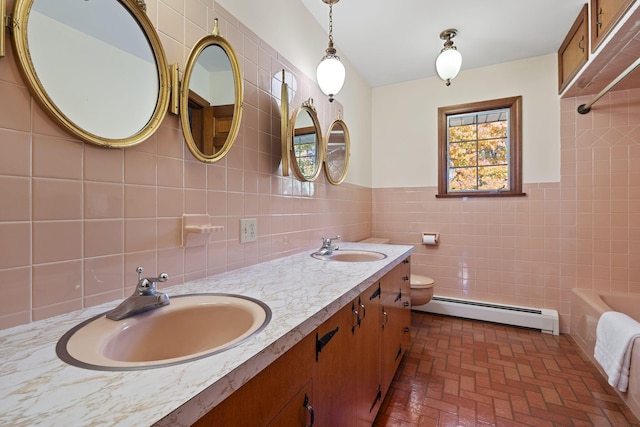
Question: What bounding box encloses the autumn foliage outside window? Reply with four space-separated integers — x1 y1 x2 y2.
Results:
437 96 524 198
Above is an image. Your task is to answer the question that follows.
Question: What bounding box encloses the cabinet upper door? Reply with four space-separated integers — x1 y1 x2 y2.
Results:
591 0 635 51
558 4 589 93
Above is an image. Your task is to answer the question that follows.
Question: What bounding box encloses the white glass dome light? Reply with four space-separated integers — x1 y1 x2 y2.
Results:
317 54 345 102
317 0 345 102
436 29 462 86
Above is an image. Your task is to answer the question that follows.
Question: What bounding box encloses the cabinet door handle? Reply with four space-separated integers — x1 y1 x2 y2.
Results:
359 300 366 321
352 306 360 334
402 276 409 281
596 7 603 28
303 394 314 427
578 34 585 53
403 301 410 308
382 309 388 329
316 327 339 360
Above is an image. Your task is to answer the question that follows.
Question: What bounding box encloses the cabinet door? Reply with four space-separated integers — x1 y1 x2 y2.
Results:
194 332 315 427
558 4 588 92
399 259 412 352
356 283 382 427
267 379 314 427
591 0 634 50
315 299 359 427
380 260 411 396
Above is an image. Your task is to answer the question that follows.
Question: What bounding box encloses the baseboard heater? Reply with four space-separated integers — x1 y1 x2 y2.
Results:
413 296 559 335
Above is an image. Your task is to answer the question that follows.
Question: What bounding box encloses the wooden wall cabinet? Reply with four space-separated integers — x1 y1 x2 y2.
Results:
590 0 635 51
558 4 589 93
195 257 412 426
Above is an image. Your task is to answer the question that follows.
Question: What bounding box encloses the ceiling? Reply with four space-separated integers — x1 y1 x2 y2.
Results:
299 0 587 88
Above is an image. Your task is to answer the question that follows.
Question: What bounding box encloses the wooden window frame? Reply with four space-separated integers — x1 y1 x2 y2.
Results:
436 96 525 198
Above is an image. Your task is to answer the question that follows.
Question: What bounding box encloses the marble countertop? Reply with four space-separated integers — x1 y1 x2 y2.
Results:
0 242 413 427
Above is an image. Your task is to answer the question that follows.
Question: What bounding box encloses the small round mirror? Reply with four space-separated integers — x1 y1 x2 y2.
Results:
324 119 350 185
11 0 170 147
180 21 243 163
290 100 322 181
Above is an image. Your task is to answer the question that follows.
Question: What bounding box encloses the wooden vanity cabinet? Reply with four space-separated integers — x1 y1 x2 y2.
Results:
380 259 411 396
558 4 589 93
590 0 635 50
314 281 383 427
194 257 411 426
193 331 315 427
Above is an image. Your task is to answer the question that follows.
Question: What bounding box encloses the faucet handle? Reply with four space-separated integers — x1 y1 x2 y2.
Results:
323 235 341 245
134 266 169 294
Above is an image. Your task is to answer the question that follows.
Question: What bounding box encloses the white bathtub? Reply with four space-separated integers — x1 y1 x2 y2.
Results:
570 288 640 420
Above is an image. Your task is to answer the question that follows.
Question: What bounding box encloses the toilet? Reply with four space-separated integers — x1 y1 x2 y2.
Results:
410 274 434 307
358 237 435 307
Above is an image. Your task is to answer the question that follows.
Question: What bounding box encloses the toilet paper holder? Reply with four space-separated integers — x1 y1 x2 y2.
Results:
421 232 439 245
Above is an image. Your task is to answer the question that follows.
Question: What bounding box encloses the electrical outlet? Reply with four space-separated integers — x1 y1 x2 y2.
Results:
240 218 257 243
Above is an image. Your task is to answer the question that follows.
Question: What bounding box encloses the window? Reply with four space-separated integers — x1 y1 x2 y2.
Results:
437 96 524 198
293 127 318 177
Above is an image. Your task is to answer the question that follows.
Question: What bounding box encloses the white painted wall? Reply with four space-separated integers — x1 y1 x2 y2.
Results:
215 3 560 189
216 0 373 187
371 54 561 188
31 11 158 138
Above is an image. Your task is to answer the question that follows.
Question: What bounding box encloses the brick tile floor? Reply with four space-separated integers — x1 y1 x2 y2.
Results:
374 312 640 427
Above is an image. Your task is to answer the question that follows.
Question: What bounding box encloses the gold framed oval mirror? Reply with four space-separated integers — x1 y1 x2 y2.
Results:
11 0 171 148
324 119 350 185
180 20 243 163
290 98 322 182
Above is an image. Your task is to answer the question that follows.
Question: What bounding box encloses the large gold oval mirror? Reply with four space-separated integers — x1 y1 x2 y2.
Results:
324 119 350 185
290 99 322 181
11 0 170 148
180 20 243 163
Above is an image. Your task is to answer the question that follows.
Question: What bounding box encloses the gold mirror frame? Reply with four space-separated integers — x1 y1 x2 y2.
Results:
10 0 171 148
324 118 350 185
180 20 243 163
280 70 290 176
289 98 323 182
1 0 5 58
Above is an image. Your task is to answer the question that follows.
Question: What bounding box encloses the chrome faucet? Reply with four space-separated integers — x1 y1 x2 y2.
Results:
105 266 170 321
314 235 341 256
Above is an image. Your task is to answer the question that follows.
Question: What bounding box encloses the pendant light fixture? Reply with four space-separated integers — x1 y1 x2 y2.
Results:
316 0 345 102
436 29 462 86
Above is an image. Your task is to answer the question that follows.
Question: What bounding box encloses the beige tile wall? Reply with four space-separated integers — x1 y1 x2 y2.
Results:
0 1 372 330
373 88 640 332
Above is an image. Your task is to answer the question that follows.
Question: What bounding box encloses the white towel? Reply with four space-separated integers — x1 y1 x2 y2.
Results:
594 311 640 392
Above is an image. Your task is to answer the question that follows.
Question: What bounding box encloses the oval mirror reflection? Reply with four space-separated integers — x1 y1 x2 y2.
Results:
290 101 322 181
12 0 170 147
181 23 243 163
324 119 350 185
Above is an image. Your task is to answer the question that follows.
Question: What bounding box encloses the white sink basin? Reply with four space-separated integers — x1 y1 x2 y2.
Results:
56 294 271 370
311 249 387 262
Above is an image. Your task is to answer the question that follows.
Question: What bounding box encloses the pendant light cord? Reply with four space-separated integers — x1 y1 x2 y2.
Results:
328 4 334 44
